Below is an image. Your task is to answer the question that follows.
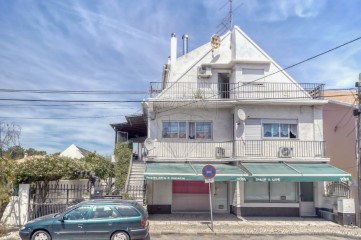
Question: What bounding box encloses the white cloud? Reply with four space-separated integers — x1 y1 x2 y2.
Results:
245 0 326 22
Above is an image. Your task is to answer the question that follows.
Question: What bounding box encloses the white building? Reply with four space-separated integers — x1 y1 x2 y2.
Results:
141 26 351 218
60 144 90 159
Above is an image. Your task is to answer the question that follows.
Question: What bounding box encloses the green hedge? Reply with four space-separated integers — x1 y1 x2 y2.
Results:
114 142 132 188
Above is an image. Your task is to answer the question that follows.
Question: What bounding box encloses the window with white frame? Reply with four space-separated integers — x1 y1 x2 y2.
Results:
162 122 186 139
162 121 212 139
244 181 297 203
263 123 297 139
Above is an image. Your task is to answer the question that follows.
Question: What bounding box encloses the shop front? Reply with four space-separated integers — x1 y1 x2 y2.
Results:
238 163 352 217
144 163 247 214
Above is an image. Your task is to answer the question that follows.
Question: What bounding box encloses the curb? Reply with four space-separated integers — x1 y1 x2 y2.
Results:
149 230 361 238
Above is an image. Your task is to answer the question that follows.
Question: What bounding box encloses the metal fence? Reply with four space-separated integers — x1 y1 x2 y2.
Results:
324 182 350 198
150 82 324 100
28 182 145 220
148 140 326 159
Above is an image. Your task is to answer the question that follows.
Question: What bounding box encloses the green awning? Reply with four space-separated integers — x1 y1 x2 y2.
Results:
242 163 351 182
144 163 247 181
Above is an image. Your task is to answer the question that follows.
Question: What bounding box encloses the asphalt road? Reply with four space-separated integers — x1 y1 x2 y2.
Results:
150 234 360 240
1 231 358 240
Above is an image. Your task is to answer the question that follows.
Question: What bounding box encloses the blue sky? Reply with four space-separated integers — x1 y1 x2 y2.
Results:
0 0 360 155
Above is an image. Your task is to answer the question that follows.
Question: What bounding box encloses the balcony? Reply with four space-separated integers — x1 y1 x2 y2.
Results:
146 140 326 161
150 82 324 100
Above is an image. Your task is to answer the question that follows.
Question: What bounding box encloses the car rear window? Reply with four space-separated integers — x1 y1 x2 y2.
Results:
134 203 148 217
116 206 140 217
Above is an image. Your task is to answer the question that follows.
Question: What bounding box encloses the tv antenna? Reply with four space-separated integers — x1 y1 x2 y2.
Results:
216 0 243 35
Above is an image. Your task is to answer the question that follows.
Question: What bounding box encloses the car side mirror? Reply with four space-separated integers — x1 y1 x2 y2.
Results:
58 216 65 222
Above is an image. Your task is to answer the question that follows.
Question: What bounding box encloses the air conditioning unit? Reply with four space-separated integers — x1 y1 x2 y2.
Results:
278 147 293 158
215 147 225 158
198 66 212 78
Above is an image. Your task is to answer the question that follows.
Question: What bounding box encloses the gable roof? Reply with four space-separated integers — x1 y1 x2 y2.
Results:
169 25 298 85
60 144 91 159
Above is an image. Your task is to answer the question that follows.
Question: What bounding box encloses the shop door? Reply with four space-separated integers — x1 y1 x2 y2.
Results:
299 182 316 216
213 182 228 213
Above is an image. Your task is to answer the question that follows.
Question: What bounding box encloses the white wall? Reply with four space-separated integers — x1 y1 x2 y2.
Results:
146 180 172 205
149 105 324 143
1 184 30 226
149 108 233 141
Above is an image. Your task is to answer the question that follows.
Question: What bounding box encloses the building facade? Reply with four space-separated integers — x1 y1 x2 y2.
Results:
141 26 351 217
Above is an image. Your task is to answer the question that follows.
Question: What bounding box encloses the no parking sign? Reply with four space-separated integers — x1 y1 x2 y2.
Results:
202 164 216 179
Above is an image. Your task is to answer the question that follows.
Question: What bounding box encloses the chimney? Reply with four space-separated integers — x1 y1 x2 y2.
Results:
170 33 177 67
182 34 188 55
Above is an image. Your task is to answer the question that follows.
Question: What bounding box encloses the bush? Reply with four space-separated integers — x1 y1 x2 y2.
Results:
13 156 89 203
114 142 132 188
0 157 13 219
0 222 7 237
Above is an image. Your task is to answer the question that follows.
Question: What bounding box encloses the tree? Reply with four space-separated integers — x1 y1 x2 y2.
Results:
82 152 115 193
2 146 47 160
25 148 46 157
4 145 24 160
82 152 115 181
0 121 20 218
114 142 132 188
0 121 21 157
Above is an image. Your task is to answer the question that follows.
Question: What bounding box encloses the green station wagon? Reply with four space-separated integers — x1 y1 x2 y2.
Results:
19 200 149 240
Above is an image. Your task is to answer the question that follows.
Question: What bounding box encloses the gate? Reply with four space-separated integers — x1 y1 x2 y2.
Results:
28 182 145 220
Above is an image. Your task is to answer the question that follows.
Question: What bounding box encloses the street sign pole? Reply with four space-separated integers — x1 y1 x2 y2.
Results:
208 182 213 231
202 164 216 232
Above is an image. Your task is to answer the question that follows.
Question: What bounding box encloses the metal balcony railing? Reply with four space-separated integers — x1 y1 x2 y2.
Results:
150 82 324 100
234 140 326 158
147 140 326 160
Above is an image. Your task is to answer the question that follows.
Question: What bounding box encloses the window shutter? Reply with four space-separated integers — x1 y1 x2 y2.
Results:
245 119 261 140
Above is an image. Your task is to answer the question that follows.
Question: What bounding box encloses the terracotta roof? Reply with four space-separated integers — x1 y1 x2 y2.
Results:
323 90 357 105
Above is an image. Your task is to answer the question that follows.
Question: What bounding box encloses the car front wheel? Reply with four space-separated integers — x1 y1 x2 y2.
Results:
31 230 51 240
111 231 130 240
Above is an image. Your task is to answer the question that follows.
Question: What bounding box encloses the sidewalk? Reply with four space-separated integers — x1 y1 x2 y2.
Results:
149 214 361 238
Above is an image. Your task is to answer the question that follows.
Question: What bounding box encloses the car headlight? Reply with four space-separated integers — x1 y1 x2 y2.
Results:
20 226 26 231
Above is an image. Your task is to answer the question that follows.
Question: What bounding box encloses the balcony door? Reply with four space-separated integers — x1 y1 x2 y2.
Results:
218 73 230 99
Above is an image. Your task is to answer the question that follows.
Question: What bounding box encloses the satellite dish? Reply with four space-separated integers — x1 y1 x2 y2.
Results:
237 109 247 121
144 138 154 150
210 34 221 49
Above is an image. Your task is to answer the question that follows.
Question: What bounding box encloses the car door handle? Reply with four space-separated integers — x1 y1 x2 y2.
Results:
78 224 83 229
108 223 113 226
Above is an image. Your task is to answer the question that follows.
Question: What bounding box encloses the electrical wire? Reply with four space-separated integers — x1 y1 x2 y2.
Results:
154 35 361 115
0 89 147 94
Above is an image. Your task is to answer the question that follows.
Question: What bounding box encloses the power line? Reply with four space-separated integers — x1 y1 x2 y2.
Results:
0 99 143 103
0 114 125 120
0 93 356 106
0 89 148 94
154 35 361 115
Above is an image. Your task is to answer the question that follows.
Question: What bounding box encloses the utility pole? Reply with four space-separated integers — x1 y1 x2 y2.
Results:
354 73 361 227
